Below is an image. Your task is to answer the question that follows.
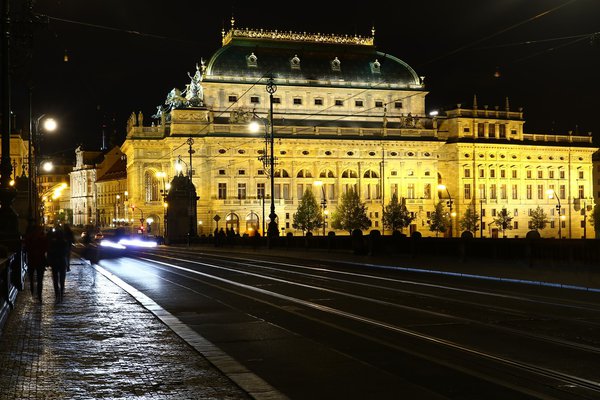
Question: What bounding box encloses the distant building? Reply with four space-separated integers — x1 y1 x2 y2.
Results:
95 146 128 228
70 146 103 227
120 22 597 238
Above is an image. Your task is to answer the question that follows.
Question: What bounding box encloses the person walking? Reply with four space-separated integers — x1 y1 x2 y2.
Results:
24 225 48 301
47 227 70 303
63 223 75 271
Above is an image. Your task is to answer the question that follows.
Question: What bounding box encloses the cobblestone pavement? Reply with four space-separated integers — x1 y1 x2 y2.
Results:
0 259 251 400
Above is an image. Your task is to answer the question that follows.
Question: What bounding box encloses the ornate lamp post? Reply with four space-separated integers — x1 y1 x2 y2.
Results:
437 184 455 237
249 77 279 242
546 189 562 239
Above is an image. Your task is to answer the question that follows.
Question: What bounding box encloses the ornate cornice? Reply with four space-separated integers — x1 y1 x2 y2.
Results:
222 28 374 47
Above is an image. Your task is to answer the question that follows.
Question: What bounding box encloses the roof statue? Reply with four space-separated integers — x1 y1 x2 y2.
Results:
184 63 204 107
165 87 186 111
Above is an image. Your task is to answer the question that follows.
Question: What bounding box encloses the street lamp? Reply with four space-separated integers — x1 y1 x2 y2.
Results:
156 171 169 237
29 115 57 226
249 77 278 241
314 180 328 236
546 189 562 239
437 184 455 237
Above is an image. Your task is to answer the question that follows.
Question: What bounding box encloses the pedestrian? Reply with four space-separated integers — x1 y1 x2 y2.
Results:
63 223 75 271
24 225 48 301
47 227 70 303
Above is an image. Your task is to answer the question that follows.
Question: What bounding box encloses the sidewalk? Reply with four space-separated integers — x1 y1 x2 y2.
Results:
0 258 251 400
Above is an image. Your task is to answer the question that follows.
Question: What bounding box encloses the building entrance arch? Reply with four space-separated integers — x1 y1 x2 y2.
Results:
225 213 240 234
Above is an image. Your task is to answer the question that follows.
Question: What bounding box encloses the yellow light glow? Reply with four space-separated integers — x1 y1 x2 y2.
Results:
165 183 171 190
163 202 168 208
437 184 446 191
43 118 58 132
9 179 15 186
249 120 261 133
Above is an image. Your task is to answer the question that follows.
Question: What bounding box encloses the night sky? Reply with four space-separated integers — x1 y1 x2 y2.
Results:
11 0 600 158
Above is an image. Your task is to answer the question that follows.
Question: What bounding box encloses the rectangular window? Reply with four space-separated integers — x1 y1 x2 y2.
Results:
293 98 302 105
272 97 281 104
499 124 506 137
355 100 363 107
489 124 496 136
479 169 485 178
297 184 304 200
464 127 470 133
492 209 497 217
481 209 486 217
424 183 431 199
490 184 497 199
335 99 344 106
250 96 260 104
537 170 543 179
579 171 584 179
394 102 402 109
550 220 555 228
237 183 247 199
500 184 507 199
578 185 584 198
258 170 264 175
391 183 398 196
407 184 415 199
479 184 486 199
274 184 281 200
490 169 496 178
464 168 471 178
512 170 518 179
375 101 383 108
218 183 227 199
526 184 532 199
512 184 518 199
238 169 245 175
500 170 506 178
560 170 565 179
560 185 566 199
514 209 519 216
464 184 471 200
478 123 485 137
527 170 532 179
314 98 323 106
482 221 486 230
257 183 265 199
561 220 566 229
537 185 544 199
283 184 290 200
218 169 226 175
514 221 519 229
228 95 237 103
549 170 554 179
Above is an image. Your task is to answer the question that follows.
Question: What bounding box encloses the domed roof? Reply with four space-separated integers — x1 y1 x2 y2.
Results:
204 28 421 87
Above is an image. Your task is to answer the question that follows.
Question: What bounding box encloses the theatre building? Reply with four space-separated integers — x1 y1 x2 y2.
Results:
121 21 597 239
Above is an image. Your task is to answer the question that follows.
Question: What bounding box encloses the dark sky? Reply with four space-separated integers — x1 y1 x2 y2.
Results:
11 0 600 157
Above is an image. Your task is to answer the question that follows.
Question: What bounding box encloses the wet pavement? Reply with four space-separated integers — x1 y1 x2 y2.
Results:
0 258 252 400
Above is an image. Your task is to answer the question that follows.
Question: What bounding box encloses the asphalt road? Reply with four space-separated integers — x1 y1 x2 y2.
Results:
96 246 600 400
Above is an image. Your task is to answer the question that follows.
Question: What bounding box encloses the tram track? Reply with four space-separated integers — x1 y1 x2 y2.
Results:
111 249 600 398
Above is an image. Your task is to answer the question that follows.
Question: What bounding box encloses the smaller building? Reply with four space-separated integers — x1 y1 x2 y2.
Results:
95 146 128 228
70 146 103 227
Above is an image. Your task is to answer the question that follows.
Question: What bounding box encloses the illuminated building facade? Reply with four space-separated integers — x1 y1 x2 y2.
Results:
121 22 597 238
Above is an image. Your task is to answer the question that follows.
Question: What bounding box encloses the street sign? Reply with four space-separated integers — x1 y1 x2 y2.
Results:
213 215 221 222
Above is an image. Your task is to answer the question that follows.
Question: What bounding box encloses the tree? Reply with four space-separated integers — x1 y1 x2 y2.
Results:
382 193 414 233
493 208 513 238
459 204 479 234
528 206 549 231
429 201 449 237
292 189 322 234
330 188 371 233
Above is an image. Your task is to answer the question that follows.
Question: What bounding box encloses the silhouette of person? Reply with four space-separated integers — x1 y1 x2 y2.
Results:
63 224 75 271
47 228 69 303
24 225 48 301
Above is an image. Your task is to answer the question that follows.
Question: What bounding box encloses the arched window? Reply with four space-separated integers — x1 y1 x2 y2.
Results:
245 212 259 234
341 169 358 178
274 169 290 178
225 213 240 234
363 169 379 178
319 169 335 178
144 171 159 202
296 169 313 178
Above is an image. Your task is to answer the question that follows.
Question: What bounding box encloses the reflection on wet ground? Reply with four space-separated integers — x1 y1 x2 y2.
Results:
0 260 249 400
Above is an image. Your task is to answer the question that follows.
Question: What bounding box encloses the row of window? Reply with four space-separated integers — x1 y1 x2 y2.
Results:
465 168 585 180
463 183 587 200
229 94 402 109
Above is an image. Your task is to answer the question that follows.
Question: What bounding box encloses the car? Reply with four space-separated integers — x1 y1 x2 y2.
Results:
94 232 104 240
